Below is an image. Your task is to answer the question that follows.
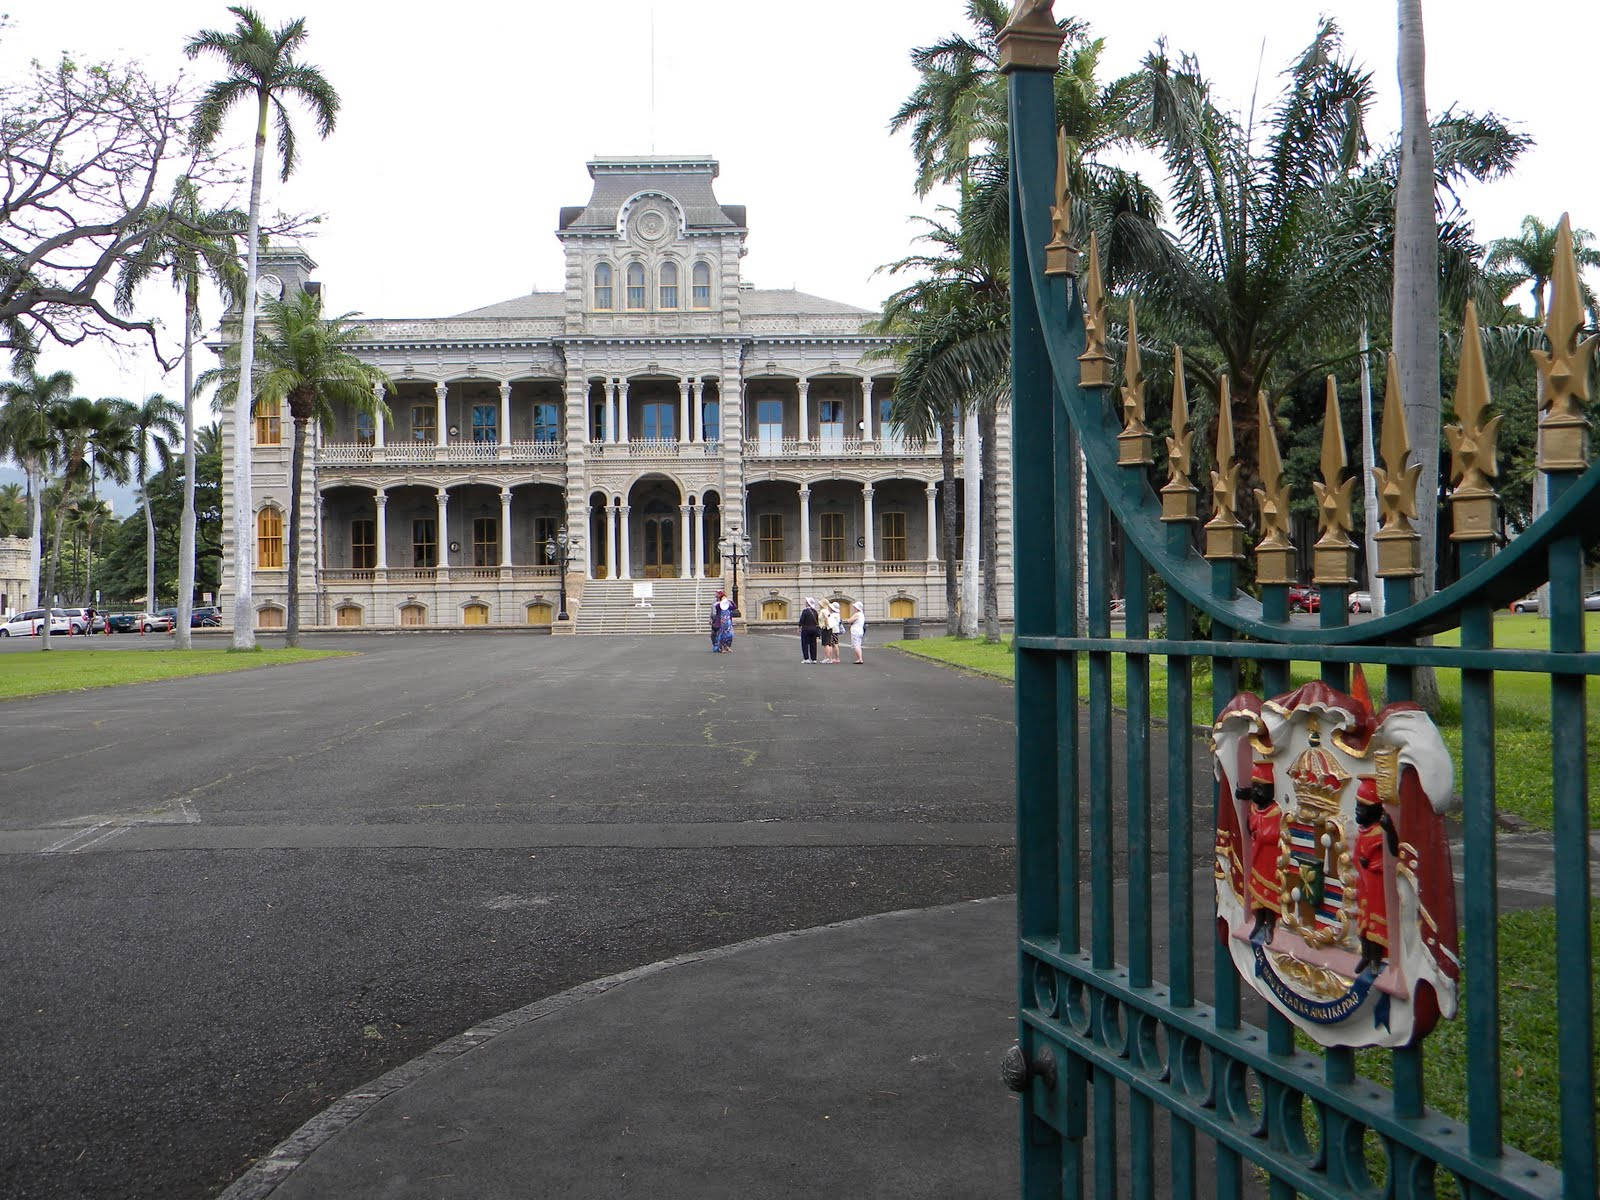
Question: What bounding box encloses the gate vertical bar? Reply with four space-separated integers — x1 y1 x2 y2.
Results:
1123 543 1154 1200
1547 472 1595 1199
1085 471 1117 1200
1001 10 1072 1196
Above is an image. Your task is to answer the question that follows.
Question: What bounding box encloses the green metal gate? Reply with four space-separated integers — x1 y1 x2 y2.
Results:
1000 7 1597 1198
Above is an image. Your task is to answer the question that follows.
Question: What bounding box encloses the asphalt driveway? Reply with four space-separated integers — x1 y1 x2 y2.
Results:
0 631 1018 1199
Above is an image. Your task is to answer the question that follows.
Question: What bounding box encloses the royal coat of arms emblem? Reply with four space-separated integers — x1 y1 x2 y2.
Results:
1212 669 1459 1047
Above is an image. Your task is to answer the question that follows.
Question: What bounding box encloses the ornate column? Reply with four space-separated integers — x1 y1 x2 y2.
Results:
372 380 386 448
435 489 449 566
679 378 691 444
605 378 617 444
498 380 512 448
679 503 692 576
862 485 876 563
689 378 702 443
619 378 632 444
499 488 513 567
605 501 618 580
619 505 633 578
798 485 812 565
925 481 939 561
374 490 388 571
699 504 711 578
862 377 874 442
799 377 812 443
690 503 704 577
434 381 448 448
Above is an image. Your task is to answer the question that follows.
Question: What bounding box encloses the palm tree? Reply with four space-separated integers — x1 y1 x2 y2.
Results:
37 398 133 649
117 393 182 614
116 176 246 647
877 198 1010 640
251 290 389 645
1486 216 1600 324
0 367 74 607
187 7 339 649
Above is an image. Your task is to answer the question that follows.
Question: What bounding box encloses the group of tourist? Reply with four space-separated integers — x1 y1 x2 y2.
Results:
706 592 866 663
797 597 864 665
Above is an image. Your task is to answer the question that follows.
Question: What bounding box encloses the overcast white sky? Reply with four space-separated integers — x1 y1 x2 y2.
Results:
4 1 1596 509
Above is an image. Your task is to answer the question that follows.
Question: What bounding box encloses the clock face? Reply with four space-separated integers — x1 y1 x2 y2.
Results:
256 273 284 300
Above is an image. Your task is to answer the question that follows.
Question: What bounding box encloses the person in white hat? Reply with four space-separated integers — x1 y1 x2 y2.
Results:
848 601 866 664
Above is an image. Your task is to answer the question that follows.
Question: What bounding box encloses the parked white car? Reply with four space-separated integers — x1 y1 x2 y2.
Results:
0 608 72 636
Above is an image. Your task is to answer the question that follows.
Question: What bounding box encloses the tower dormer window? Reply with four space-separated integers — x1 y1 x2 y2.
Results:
625 263 646 309
659 262 679 309
593 263 613 310
691 261 712 308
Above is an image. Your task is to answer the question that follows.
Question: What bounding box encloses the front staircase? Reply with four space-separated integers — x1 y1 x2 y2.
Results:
573 577 719 635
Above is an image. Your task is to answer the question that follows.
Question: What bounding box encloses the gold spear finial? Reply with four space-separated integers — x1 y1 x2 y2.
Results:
1252 391 1294 584
1311 376 1357 584
1372 353 1422 577
1044 127 1081 278
1117 299 1153 464
1445 300 1502 540
1161 344 1199 522
1532 214 1595 471
1078 231 1113 388
1204 377 1246 560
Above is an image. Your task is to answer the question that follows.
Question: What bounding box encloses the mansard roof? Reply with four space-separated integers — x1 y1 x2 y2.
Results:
450 292 566 320
558 156 745 233
742 289 875 317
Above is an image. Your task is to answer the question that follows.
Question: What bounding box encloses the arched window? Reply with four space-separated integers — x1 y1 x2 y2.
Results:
255 395 281 445
463 603 489 626
526 602 554 626
659 262 679 309
593 262 613 310
399 603 427 626
625 262 646 309
257 507 284 568
691 261 712 308
256 606 285 629
336 604 363 627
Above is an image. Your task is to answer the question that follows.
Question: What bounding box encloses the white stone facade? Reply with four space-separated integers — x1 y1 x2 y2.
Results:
218 157 1014 630
0 534 29 617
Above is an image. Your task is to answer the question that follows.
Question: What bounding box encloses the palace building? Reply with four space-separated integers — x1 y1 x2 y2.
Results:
217 156 1014 632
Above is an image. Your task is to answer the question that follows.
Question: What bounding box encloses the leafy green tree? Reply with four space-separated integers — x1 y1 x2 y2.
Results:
0 367 75 606
0 482 24 537
187 6 340 648
1486 216 1600 324
98 424 224 607
116 176 246 646
251 290 388 645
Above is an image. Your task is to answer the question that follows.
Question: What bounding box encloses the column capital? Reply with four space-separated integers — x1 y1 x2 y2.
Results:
498 379 512 398
798 485 811 500
374 491 389 507
863 485 875 501
499 488 513 502
434 380 448 398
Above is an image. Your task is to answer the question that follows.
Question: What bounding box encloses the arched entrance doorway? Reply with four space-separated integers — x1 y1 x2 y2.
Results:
628 476 683 579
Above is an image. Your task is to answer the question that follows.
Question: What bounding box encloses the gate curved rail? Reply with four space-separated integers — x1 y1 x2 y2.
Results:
1001 7 1598 1200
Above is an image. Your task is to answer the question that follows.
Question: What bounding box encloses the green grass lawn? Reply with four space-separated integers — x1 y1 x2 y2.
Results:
891 612 1600 829
0 647 347 701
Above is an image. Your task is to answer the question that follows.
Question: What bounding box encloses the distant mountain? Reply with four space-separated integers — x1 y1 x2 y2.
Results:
0 464 141 518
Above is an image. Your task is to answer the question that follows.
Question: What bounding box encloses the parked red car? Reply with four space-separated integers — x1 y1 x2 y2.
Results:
1288 586 1321 613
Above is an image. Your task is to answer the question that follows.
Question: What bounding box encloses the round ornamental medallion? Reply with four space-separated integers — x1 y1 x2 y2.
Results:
636 209 667 241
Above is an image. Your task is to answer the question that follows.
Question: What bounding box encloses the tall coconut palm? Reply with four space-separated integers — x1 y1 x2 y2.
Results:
251 290 388 645
116 176 247 647
0 367 74 607
186 7 339 649
117 393 182 614
37 398 133 649
0 482 25 537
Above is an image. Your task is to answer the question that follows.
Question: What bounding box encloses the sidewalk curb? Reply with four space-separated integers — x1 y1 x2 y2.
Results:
218 894 1013 1200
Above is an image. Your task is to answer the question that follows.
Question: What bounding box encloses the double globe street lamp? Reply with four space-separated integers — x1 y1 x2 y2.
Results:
718 532 752 616
544 527 582 622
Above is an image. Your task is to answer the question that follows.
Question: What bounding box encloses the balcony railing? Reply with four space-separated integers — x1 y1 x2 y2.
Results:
322 564 561 584
320 440 564 467
745 437 952 459
586 439 723 459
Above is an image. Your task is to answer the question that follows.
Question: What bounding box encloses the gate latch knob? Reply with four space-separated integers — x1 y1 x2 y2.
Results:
1001 1042 1058 1092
